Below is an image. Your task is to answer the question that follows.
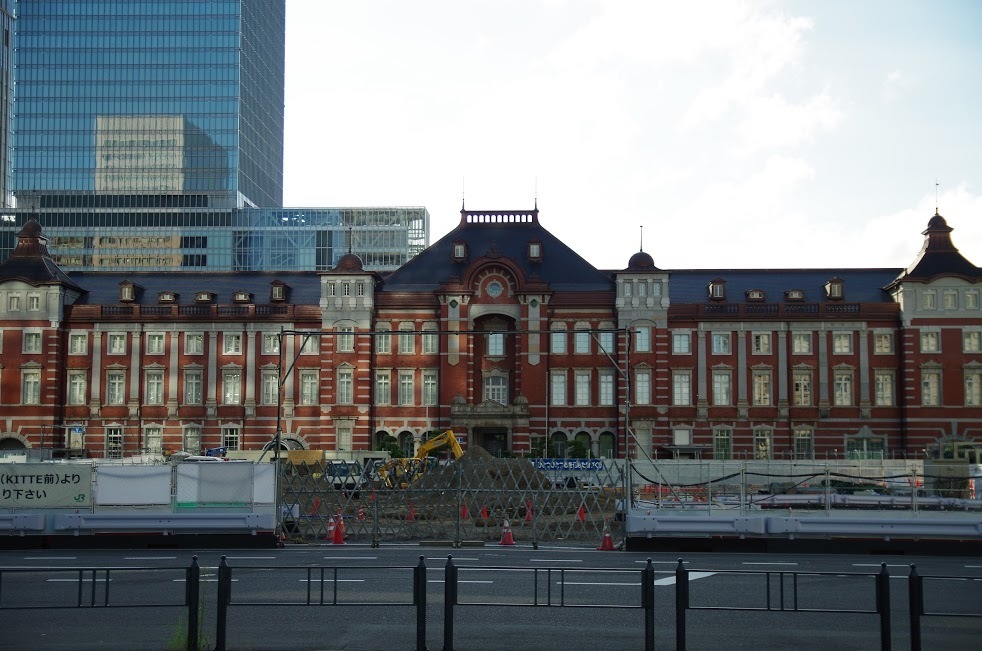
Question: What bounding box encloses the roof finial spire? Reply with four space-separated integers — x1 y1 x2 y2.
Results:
347 224 353 254
639 225 644 252
461 176 466 211
935 178 940 215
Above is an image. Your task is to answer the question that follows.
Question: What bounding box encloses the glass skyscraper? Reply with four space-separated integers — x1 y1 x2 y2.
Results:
12 0 285 209
0 1 12 207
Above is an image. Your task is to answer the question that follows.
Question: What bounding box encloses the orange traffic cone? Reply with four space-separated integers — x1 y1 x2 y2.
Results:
332 516 345 545
358 505 366 521
525 500 533 522
499 519 515 546
309 497 320 516
336 510 346 537
577 504 586 522
480 505 489 519
596 519 615 551
324 516 336 542
407 500 416 522
461 503 469 519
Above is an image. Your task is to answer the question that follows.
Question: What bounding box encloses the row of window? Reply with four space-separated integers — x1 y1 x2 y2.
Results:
668 330 982 355
672 427 819 461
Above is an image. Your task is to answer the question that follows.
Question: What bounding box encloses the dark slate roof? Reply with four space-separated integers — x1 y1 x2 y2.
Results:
668 269 902 304
892 212 982 283
381 209 614 292
0 220 84 291
67 271 323 305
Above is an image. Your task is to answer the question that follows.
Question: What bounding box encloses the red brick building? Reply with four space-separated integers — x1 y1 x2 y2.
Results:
0 207 980 461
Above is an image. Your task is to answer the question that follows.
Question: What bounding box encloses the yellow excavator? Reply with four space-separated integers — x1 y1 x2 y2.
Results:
376 430 463 488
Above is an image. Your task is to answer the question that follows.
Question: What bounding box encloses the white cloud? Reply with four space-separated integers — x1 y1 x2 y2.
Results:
882 69 910 102
735 92 844 152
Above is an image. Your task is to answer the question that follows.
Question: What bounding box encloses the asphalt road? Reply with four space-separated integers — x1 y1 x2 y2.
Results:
1 544 980 650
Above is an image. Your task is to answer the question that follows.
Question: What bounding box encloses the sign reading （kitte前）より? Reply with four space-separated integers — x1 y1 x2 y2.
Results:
0 464 92 507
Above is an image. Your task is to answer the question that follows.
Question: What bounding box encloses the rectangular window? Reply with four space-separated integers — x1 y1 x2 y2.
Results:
337 369 353 404
399 371 414 405
599 370 614 406
921 370 941 406
551 371 567 406
793 429 814 460
399 325 415 354
222 427 240 451
106 371 125 405
712 332 730 354
921 291 937 309
375 327 391 354
551 329 567 354
752 333 771 354
575 330 590 354
423 371 438 406
68 371 87 405
793 371 811 406
7 294 19 311
964 331 981 352
673 428 692 446
296 333 317 355
635 326 651 352
672 332 691 354
574 371 591 406
27 294 40 311
832 332 852 354
966 291 980 310
713 428 732 460
598 331 615 355
874 371 894 406
185 333 203 355
943 290 958 310
336 422 353 452
106 427 123 459
23 331 42 354
484 376 508 404
375 371 391 405
422 327 439 354
184 370 203 405
834 371 853 406
300 370 318 406
144 427 163 454
635 370 651 405
183 427 201 454
920 331 940 353
336 327 354 353
487 332 505 357
262 371 278 405
672 371 691 406
69 333 88 355
965 370 982 407
792 332 811 354
712 370 731 405
223 371 242 405
753 429 771 460
22 369 41 404
223 333 242 355
145 370 164 405
752 372 771 406
262 334 280 355
874 333 893 354
146 333 165 355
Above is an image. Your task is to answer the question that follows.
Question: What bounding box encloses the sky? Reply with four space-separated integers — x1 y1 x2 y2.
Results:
283 0 982 271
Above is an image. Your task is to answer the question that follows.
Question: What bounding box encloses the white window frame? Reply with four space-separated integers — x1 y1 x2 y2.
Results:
223 333 242 355
963 331 981 353
574 371 591 406
792 332 811 354
874 332 893 354
222 426 240 451
422 325 438 354
144 369 164 405
375 371 391 405
598 330 615 355
398 370 414 405
262 370 279 406
574 329 590 354
68 370 87 405
487 332 505 357
635 369 651 405
966 290 980 310
106 370 126 405
422 370 438 406
752 371 771 406
712 332 731 354
793 371 812 406
22 369 41 404
69 332 88 355
222 370 242 405
673 428 692 446
713 428 732 460
599 370 614 406
185 333 204 355
920 331 940 353
27 294 41 311
262 334 280 355
551 328 567 354
23 331 42 354
485 375 509 405
943 290 959 310
874 370 894 406
753 428 772 460
300 370 319 406
965 369 982 407
375 326 391 354
752 333 771 354
673 371 691 406
672 332 691 354
183 426 202 454
146 332 165 355
144 427 163 454
399 324 415 354
712 370 731 405
921 369 941 406
551 370 567 406
184 370 203 405
336 327 354 353
832 332 852 354
833 371 853 406
635 326 651 353
921 290 937 310
337 368 353 404
793 428 814 460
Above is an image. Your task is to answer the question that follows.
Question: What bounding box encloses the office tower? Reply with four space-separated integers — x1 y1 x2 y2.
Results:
11 0 284 210
0 1 11 207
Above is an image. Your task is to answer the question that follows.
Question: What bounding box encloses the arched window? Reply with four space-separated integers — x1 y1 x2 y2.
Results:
398 431 415 457
550 431 568 457
599 432 616 459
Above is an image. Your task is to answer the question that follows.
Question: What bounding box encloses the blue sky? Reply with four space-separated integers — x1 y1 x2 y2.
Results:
283 1 982 270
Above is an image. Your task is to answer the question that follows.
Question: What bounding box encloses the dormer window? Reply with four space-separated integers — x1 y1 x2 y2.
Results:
785 289 805 302
528 241 542 261
270 281 286 302
708 279 727 301
825 278 844 301
232 291 252 304
157 291 177 304
452 241 467 261
746 289 765 302
195 291 215 304
119 281 137 303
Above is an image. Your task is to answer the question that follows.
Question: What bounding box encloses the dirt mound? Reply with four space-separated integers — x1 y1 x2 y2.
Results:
413 448 553 491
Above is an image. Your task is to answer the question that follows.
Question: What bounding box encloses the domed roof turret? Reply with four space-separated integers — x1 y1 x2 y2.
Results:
891 210 981 284
334 252 364 272
627 250 655 270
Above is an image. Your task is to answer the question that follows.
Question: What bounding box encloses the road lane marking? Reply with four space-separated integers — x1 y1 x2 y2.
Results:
559 581 642 586
428 557 479 561
428 580 493 584
299 579 365 583
635 560 688 564
124 556 177 560
743 562 798 566
173 578 238 582
852 564 911 567
47 578 112 582
323 556 377 560
26 557 76 560
532 559 583 563
654 572 716 586
225 556 276 560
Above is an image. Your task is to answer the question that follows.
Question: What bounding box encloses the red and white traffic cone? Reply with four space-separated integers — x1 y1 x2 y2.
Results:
358 505 366 521
332 515 345 545
336 510 346 537
499 519 515 546
596 519 615 551
324 516 335 542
